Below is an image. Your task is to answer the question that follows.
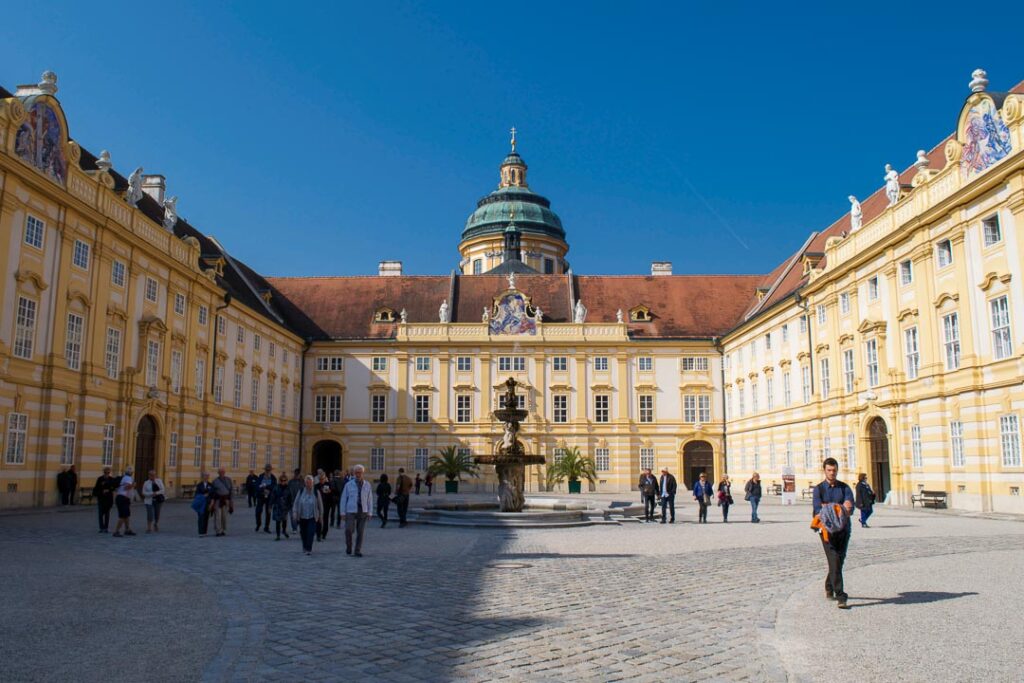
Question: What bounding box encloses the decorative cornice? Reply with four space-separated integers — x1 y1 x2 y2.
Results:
761 366 774 375
978 272 1011 292
933 292 960 308
65 288 92 309
814 343 830 354
234 358 248 370
137 315 168 337
796 350 810 362
778 358 792 369
14 269 48 292
896 307 919 322
106 303 128 322
838 333 855 346
857 319 887 336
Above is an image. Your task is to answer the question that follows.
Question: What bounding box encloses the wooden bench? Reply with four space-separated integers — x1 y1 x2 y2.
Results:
180 484 196 499
911 489 948 508
78 487 95 505
800 487 815 501
768 484 782 496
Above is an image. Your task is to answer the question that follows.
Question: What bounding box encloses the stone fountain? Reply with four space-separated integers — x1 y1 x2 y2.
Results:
474 377 544 512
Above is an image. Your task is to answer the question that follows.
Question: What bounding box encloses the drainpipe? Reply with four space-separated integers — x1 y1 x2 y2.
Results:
716 337 727 476
298 339 311 473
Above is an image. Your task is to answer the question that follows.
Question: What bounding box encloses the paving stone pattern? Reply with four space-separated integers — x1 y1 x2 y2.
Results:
1 500 1021 682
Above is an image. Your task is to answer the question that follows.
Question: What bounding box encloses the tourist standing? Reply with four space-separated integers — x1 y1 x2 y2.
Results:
291 475 323 555
255 465 276 533
855 473 876 528
658 467 677 524
414 473 422 495
638 468 659 522
812 457 854 609
693 472 713 523
142 469 166 533
66 465 78 505
425 473 434 496
193 472 213 536
744 472 762 523
270 473 293 540
340 464 372 556
112 467 136 537
244 469 258 508
331 470 345 529
57 467 70 506
376 473 392 527
92 466 117 533
287 468 304 535
717 474 733 523
211 467 234 537
394 467 413 527
315 470 333 541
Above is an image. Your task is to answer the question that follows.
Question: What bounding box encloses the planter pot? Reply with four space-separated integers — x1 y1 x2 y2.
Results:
568 480 582 494
445 480 459 494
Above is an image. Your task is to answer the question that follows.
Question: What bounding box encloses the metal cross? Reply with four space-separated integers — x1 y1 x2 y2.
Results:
510 126 517 151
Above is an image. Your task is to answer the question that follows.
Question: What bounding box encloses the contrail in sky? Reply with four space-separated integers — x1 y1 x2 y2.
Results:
664 157 750 250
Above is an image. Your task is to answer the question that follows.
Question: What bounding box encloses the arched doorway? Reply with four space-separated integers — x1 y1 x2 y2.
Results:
867 417 891 502
682 441 714 490
134 415 158 479
312 440 342 475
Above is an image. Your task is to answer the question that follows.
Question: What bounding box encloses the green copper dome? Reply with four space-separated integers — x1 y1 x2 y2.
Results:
462 185 565 242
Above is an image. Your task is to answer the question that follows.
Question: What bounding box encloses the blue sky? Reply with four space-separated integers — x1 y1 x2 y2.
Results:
4 2 1022 276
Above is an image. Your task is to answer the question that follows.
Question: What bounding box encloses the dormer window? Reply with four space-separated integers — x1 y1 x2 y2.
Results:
374 307 397 323
629 305 653 322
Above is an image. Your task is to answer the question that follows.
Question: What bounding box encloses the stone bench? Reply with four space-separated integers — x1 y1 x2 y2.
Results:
911 490 948 508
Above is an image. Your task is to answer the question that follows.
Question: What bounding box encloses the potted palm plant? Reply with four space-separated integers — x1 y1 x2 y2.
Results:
429 446 480 494
545 446 597 494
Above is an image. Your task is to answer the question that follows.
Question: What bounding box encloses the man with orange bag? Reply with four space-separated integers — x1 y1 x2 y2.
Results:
811 457 854 609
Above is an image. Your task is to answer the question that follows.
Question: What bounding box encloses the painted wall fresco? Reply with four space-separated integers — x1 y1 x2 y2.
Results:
15 102 67 185
489 291 537 335
961 98 1012 179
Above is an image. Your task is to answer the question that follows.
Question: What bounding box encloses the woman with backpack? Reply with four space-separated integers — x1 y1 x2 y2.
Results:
716 474 734 523
855 473 876 528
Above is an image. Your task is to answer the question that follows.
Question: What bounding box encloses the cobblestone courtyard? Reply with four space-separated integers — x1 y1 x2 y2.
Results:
2 496 1022 682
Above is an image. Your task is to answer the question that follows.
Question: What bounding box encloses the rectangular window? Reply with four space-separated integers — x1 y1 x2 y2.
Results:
899 259 913 286
265 444 273 467
839 292 850 316
328 395 341 423
943 313 961 370
801 366 811 403
193 435 202 468
552 356 568 372
498 356 526 372
472 259 482 274
594 395 609 423
752 448 760 470
781 324 789 342
168 432 178 468
415 357 431 372
865 339 879 387
803 438 812 470
266 379 274 415
785 441 793 467
233 372 243 408
415 395 430 423
195 358 206 400
552 394 568 423
216 314 225 335
783 372 792 407
638 394 654 423
254 334 262 352
1000 415 1021 467
950 421 965 467
990 296 1012 360
111 260 126 288
847 433 856 471
552 448 566 465
222 439 234 469
174 293 186 316
268 342 276 359
799 315 808 334
594 357 609 371
457 447 471 461
638 356 653 372
726 389 732 419
24 214 44 249
145 340 160 387
769 443 776 469
170 350 182 394
101 424 115 467
72 240 90 270
680 356 709 371
60 419 76 465
820 358 831 400
145 277 158 303
683 395 697 423
279 445 287 471
936 240 953 268
640 448 655 470
280 383 287 417
823 436 831 466
249 443 258 470
983 214 1002 247
13 297 37 359
250 375 260 411
456 394 472 423
764 333 772 351
904 326 920 380
64 313 84 371
214 365 224 403
371 447 385 471
544 257 554 274
450 356 469 372
867 276 879 301
237 326 245 344
212 438 222 468
738 384 745 416
5 413 27 464
371 394 386 423
766 376 775 411
843 349 855 393
414 447 429 471
595 448 610 471
372 356 388 372
750 382 759 414
816 303 827 325
911 425 922 468
698 395 711 423
314 395 328 423
198 305 208 327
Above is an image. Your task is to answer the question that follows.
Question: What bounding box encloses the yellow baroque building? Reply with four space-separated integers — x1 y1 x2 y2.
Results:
1 69 1022 513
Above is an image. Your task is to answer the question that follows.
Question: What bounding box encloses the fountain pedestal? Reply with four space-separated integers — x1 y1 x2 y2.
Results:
475 378 544 513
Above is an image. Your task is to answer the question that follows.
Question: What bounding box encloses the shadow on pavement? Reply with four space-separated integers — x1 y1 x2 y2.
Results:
848 591 979 608
494 552 637 560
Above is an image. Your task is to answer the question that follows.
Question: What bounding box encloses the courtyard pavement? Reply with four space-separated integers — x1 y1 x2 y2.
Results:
2 494 1022 682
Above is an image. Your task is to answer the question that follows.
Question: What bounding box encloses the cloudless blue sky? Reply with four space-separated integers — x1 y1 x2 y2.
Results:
3 2 1022 276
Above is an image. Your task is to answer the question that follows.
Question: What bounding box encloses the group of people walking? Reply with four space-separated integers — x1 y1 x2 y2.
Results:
636 468 739 524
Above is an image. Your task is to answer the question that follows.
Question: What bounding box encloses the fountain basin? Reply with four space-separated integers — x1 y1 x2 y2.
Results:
412 497 645 528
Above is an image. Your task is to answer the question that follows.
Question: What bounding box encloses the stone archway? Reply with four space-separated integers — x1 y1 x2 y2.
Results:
134 415 158 479
682 441 714 490
867 417 891 502
311 440 342 475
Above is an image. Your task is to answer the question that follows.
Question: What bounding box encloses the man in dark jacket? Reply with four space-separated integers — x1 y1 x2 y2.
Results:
638 468 659 522
394 468 414 527
658 467 678 524
66 466 78 505
244 470 259 508
692 472 714 523
330 470 345 528
812 457 854 609
287 468 304 534
57 467 70 505
255 465 277 533
93 466 118 532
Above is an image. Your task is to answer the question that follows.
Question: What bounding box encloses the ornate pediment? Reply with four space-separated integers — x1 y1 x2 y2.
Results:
897 308 919 322
138 315 167 336
14 269 48 292
488 289 539 336
858 319 887 336
933 292 960 308
978 272 1011 292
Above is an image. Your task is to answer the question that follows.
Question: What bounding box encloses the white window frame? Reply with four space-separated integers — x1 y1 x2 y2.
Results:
943 312 961 370
847 433 856 471
193 435 202 468
1000 415 1021 467
683 395 696 423
101 424 115 467
72 239 91 270
5 413 28 464
865 339 879 388
552 356 568 372
64 313 84 371
843 348 855 393
415 394 430 423
899 259 913 286
168 431 178 468
911 425 922 468
212 437 222 468
145 340 161 387
266 379 274 415
198 305 209 327
595 447 610 471
750 382 759 414
816 303 827 325
990 295 1012 360
498 356 526 372
414 447 429 472
697 394 711 423
105 327 121 380
371 447 385 471
237 326 245 344
250 375 260 412
145 277 158 303
24 214 44 249
638 394 654 423
111 260 126 288
415 357 431 372
328 395 341 423
195 358 206 401
781 324 789 342
982 214 1002 247
214 365 224 404
372 356 388 372
371 394 387 423
867 276 879 301
801 365 811 403
174 293 186 316
231 440 240 469
783 372 792 407
638 356 653 372
803 438 812 470
904 326 920 380
233 372 244 408
766 377 775 411
249 443 258 470
594 394 609 423
593 357 609 372
950 421 965 467
456 394 472 423
13 297 37 360
552 394 568 423
640 448 655 471
839 292 850 316
936 240 953 268
819 357 830 400
170 349 182 395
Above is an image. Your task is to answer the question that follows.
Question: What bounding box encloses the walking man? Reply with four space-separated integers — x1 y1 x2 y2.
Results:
414 473 422 495
340 464 372 556
394 467 413 528
692 472 714 523
212 466 234 537
66 465 79 505
812 457 854 609
93 466 117 533
287 468 304 535
57 467 71 505
255 464 276 533
244 469 258 508
855 473 876 528
638 468 659 522
658 467 677 524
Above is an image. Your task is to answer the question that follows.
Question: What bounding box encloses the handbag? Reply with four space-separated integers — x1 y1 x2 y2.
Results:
154 493 166 504
190 493 207 513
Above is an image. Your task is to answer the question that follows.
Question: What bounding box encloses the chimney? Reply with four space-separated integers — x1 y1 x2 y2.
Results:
378 260 403 277
651 261 673 276
141 175 166 205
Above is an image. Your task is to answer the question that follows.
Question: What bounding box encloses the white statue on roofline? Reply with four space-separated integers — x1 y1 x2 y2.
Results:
439 299 449 323
573 300 587 324
884 164 900 206
126 167 144 207
162 196 178 231
848 195 862 231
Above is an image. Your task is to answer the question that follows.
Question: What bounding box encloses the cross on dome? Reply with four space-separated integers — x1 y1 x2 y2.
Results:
510 126 517 151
